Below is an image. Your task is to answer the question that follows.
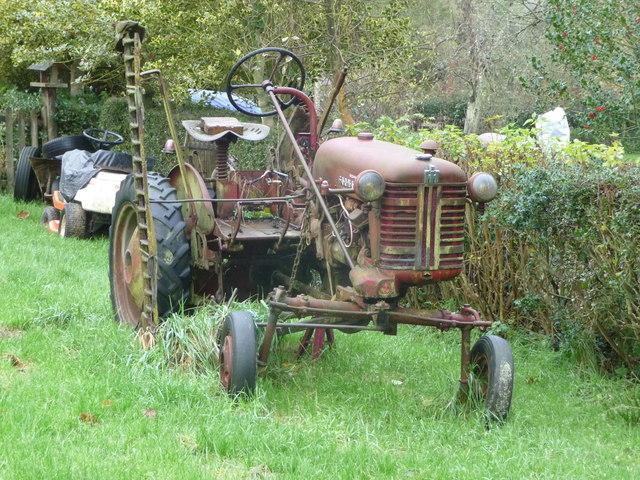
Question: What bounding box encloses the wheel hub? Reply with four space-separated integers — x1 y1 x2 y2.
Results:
112 202 145 326
220 335 233 391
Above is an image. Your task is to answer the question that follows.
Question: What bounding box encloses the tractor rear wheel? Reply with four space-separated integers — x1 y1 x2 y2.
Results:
109 172 191 328
217 311 257 396
14 146 41 202
59 202 87 238
469 335 514 422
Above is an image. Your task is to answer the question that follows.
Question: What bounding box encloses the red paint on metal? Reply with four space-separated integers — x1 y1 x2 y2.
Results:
272 86 318 151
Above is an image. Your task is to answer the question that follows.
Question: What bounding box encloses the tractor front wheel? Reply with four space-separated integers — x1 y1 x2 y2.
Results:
217 311 257 396
109 173 192 328
469 335 514 422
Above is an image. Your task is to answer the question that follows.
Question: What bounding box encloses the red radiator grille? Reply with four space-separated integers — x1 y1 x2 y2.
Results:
437 184 466 270
378 183 467 270
380 184 418 268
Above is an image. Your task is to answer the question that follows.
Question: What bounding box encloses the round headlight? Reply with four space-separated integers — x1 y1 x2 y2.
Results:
354 170 385 201
467 172 497 203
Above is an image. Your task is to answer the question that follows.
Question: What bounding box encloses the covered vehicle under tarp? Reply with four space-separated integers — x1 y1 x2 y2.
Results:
59 150 154 201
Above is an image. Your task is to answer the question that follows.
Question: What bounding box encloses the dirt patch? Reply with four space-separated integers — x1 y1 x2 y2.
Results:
0 326 24 339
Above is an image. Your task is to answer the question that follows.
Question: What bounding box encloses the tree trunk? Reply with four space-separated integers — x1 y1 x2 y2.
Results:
324 0 354 125
464 81 483 134
17 112 26 153
69 62 82 96
4 109 15 191
459 0 484 134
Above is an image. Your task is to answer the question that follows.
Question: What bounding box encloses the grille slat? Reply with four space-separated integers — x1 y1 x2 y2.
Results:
378 183 466 270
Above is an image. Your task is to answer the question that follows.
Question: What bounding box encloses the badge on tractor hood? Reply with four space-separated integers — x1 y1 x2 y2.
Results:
424 166 440 186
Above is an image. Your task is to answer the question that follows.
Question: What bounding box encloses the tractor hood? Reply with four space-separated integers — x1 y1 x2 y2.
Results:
312 136 466 187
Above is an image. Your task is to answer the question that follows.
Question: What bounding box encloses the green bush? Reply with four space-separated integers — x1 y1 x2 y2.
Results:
54 92 103 135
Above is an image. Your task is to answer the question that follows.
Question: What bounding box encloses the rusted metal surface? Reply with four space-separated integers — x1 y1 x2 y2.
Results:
313 137 466 186
419 139 439 155
377 182 466 273
267 85 354 269
271 86 318 151
215 137 232 180
349 265 397 298
168 163 215 234
111 201 143 327
220 335 233 390
119 23 158 329
458 327 471 401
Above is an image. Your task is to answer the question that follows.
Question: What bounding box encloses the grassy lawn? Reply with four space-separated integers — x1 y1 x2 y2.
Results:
1 194 639 479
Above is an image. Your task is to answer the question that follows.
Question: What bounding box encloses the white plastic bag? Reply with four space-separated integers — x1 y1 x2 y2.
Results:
535 107 570 154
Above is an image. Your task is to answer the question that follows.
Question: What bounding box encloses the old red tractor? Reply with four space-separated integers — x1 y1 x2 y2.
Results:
110 23 513 421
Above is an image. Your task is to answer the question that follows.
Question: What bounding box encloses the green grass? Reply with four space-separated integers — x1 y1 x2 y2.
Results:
1 194 639 479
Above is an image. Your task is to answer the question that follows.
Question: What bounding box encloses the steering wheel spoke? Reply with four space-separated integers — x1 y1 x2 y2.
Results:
225 47 305 118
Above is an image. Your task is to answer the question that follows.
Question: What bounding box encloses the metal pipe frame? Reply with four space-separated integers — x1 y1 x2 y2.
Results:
149 194 304 204
266 84 355 269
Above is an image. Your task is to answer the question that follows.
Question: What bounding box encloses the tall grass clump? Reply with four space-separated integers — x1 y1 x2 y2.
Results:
136 299 267 373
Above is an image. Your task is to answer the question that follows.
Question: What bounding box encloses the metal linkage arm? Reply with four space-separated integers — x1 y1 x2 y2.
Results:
266 86 355 269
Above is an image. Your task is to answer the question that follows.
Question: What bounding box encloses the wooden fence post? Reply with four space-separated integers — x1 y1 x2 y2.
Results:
17 112 26 153
4 109 15 190
30 110 39 147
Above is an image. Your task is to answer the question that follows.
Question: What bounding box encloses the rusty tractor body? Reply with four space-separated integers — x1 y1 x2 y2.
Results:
110 22 514 421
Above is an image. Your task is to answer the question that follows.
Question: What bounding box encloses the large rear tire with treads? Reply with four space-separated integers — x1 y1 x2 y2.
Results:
109 172 192 327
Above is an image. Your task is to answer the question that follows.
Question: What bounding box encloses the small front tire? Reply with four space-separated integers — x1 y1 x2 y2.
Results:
41 206 60 232
217 311 257 396
469 335 514 422
59 202 87 238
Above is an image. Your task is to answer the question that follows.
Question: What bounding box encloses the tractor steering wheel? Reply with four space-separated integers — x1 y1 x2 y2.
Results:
225 47 306 117
82 128 124 150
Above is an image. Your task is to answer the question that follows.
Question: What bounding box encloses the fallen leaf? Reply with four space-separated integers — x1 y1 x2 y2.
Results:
390 379 404 386
6 354 27 371
138 330 155 350
79 412 98 424
16 210 30 219
143 408 156 418
101 399 113 408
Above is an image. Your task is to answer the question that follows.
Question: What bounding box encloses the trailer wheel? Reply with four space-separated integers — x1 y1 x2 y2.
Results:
59 202 87 238
217 311 257 396
109 172 191 327
469 335 514 422
14 146 41 202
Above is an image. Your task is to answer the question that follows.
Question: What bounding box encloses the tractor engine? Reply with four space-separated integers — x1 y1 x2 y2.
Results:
312 132 497 300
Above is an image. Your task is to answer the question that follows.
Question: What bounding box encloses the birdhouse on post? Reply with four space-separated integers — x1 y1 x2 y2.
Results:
28 61 68 141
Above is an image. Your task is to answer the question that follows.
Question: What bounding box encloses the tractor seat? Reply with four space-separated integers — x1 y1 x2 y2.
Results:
182 117 270 143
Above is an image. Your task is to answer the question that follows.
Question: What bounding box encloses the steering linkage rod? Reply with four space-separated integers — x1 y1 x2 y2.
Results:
266 83 355 269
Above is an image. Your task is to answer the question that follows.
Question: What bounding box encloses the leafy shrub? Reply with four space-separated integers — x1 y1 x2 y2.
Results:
54 91 103 135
